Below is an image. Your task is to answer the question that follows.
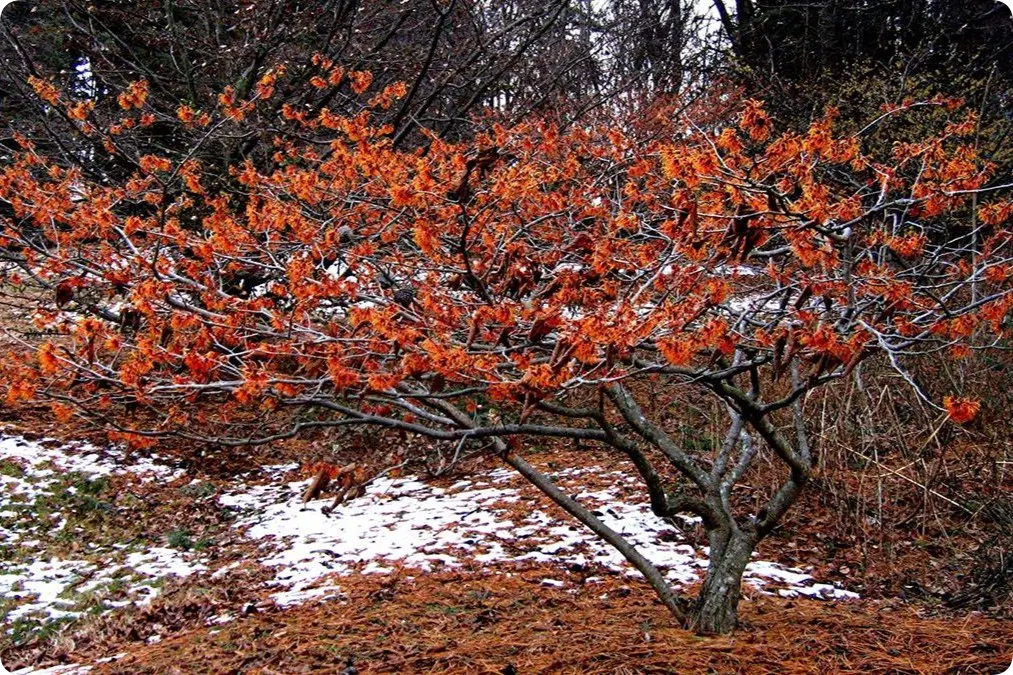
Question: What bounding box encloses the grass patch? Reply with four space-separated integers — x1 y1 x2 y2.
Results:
0 459 26 478
3 615 76 650
166 528 195 551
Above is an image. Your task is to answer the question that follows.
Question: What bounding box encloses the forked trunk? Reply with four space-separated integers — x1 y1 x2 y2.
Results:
690 529 755 635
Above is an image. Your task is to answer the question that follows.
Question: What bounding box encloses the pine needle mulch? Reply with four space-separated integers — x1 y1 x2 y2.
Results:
95 566 1010 675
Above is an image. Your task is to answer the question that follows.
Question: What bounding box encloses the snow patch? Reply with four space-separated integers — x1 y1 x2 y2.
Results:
0 436 183 489
270 585 343 608
220 467 857 603
0 436 203 631
11 665 92 675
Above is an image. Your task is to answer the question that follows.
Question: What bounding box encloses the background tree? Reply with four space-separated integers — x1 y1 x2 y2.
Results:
0 0 726 178
1 67 1010 633
712 0 1013 156
713 0 1013 84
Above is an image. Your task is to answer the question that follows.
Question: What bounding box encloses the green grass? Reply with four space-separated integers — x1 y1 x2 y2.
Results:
0 459 26 478
4 615 76 649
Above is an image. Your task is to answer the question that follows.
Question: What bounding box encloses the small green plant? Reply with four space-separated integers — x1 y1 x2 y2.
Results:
166 528 194 550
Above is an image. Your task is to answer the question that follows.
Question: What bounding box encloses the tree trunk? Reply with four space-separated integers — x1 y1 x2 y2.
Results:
690 529 755 635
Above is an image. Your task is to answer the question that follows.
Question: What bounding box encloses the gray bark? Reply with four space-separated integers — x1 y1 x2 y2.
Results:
690 528 755 634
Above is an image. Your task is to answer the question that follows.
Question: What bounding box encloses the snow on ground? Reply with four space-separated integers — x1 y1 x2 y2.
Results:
2 431 855 653
10 664 91 674
220 466 857 604
0 436 203 633
0 435 182 490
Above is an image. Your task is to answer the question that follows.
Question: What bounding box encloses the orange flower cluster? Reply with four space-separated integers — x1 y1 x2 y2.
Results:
139 155 173 174
28 76 61 106
117 80 149 110
943 396 981 424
